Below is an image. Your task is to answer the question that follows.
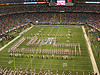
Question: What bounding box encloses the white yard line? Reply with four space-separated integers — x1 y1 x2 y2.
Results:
0 25 34 51
49 27 61 69
26 25 53 70
40 59 46 69
26 53 37 69
40 26 54 70
82 26 100 75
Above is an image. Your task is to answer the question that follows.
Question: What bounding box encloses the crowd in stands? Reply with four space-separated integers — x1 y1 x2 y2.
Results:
0 12 100 34
0 14 27 34
0 4 100 14
0 4 100 34
86 13 100 30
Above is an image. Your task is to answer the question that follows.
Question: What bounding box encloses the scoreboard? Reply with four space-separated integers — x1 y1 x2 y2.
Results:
57 0 73 5
49 0 74 6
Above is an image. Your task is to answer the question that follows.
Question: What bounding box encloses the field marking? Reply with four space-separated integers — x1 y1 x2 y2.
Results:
25 26 53 70
48 26 61 69
82 26 100 75
19 57 27 68
40 59 46 69
40 27 55 69
0 25 95 73
0 25 34 52
26 53 37 69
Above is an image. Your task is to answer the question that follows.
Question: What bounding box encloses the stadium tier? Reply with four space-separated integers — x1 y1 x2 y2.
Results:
0 4 100 14
0 12 100 35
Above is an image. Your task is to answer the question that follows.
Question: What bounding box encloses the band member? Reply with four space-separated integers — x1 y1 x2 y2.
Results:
62 71 65 75
42 55 44 59
52 55 54 59
46 55 48 59
26 55 29 58
31 55 33 58
62 56 64 60
10 53 12 57
57 56 59 59
66 56 68 60
18 54 21 57
14 54 16 57
22 53 24 58
38 56 40 59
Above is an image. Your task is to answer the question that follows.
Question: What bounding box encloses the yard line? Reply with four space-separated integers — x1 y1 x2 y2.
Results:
49 47 53 69
25 25 53 70
40 26 54 69
40 59 46 69
19 57 27 68
48 26 61 69
26 52 37 69
55 26 61 36
49 26 61 69
82 26 100 75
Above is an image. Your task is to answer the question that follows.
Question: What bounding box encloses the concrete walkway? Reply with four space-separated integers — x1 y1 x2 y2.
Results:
82 26 100 75
0 25 34 51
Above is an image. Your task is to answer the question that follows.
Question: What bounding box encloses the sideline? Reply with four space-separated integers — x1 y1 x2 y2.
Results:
0 25 34 51
82 26 100 75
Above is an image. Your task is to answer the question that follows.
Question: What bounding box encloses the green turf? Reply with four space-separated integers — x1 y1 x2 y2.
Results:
0 25 94 74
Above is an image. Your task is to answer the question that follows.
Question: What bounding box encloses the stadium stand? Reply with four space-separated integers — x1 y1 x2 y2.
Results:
0 4 100 14
0 12 100 35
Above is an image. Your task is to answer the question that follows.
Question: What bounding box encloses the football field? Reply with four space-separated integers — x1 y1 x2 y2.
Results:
0 25 93 74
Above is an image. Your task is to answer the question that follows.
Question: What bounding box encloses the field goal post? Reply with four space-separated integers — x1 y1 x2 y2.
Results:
98 51 100 58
